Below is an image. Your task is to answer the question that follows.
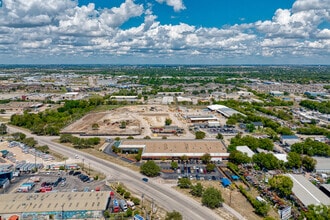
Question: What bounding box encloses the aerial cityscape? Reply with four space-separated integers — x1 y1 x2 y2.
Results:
0 0 330 220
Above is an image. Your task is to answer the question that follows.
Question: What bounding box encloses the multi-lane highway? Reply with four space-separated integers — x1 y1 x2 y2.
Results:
8 126 245 220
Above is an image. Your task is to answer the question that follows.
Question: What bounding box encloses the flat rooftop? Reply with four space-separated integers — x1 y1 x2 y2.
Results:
0 191 110 214
121 140 228 158
313 157 330 171
286 174 330 207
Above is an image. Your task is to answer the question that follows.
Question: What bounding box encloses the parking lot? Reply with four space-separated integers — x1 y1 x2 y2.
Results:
158 162 225 181
8 171 109 194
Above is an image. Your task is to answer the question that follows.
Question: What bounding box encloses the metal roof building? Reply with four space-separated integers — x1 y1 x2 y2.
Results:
207 105 245 118
0 191 110 219
236 146 255 158
120 139 229 161
313 157 330 173
286 174 330 207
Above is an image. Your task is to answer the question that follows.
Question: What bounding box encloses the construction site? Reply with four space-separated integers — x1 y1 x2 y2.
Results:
61 105 194 138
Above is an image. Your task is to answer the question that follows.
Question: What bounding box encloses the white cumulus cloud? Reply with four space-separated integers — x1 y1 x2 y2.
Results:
155 0 186 12
0 0 329 64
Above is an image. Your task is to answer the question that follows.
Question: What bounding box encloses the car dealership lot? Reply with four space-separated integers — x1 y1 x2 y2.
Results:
9 171 108 194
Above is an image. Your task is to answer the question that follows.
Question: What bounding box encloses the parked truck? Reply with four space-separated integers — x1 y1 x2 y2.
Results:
112 199 120 213
120 200 128 212
126 200 135 210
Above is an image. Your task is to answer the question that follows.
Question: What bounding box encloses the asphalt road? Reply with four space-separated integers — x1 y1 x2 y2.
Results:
7 126 245 220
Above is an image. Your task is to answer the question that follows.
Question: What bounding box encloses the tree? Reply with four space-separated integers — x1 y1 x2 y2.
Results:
135 149 143 161
91 123 99 130
195 131 206 139
165 118 172 126
229 150 251 165
120 121 126 129
131 197 140 205
254 200 270 217
304 204 330 220
36 145 49 153
0 109 5 114
269 175 293 197
0 123 7 135
140 161 161 177
22 137 37 148
165 210 182 220
171 161 178 170
201 153 211 164
206 163 216 172
216 133 223 140
246 123 255 132
202 187 224 209
12 132 26 141
276 126 294 135
190 183 204 197
263 217 276 220
112 146 120 154
302 155 317 172
286 152 302 169
124 191 131 199
178 177 191 189
252 153 280 170
59 134 73 143
180 155 188 162
125 208 133 217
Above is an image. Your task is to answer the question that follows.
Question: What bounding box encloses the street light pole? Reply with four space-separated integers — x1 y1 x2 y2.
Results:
82 158 85 171
61 204 64 220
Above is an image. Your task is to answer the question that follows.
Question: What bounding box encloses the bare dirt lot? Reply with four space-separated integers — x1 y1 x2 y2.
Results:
61 105 194 138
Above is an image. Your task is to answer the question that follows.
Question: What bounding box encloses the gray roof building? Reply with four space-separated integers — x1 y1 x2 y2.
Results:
286 174 330 207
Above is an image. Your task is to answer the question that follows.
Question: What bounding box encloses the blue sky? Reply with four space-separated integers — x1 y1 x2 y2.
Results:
0 0 329 64
78 0 295 28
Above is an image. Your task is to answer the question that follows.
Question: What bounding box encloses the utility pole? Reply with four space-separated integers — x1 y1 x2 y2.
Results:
34 151 37 173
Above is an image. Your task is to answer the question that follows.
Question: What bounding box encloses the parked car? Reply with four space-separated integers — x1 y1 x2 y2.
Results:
142 178 148 182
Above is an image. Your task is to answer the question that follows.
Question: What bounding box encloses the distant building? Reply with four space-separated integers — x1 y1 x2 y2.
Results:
304 91 326 97
313 157 330 173
273 153 288 162
280 135 300 146
187 115 218 123
252 122 263 129
110 96 140 103
237 91 252 97
269 91 284 96
162 96 174 105
63 92 79 100
177 96 192 103
207 104 245 118
236 146 255 158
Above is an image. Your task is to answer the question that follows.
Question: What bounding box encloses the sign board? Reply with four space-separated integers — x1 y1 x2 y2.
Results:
279 206 291 220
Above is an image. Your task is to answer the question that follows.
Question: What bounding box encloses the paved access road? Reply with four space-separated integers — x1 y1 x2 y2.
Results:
8 126 245 220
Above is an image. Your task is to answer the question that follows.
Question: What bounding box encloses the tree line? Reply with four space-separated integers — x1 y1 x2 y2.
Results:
10 99 103 136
